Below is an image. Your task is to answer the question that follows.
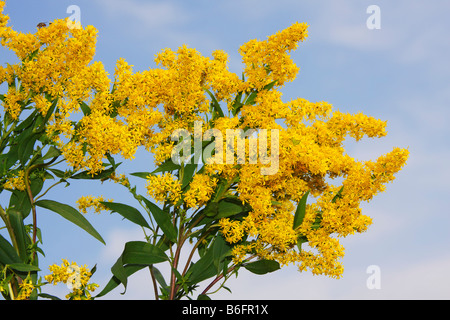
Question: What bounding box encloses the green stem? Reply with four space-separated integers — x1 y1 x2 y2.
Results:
148 266 159 300
0 205 20 256
23 157 58 248
0 121 17 155
201 255 256 297
169 224 185 300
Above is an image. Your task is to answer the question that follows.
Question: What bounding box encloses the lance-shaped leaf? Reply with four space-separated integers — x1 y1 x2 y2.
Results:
205 88 224 119
96 264 146 298
8 263 40 272
293 190 310 230
141 198 177 243
212 235 232 272
0 234 21 265
332 186 344 203
7 209 29 261
121 241 169 265
80 101 91 116
180 163 197 189
130 172 151 179
187 241 218 284
17 129 39 165
151 159 181 174
70 167 115 180
100 201 150 229
231 92 243 116
35 200 105 245
263 79 278 91
108 241 169 295
244 259 280 275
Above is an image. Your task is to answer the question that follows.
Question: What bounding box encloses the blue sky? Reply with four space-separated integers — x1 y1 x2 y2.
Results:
1 0 450 299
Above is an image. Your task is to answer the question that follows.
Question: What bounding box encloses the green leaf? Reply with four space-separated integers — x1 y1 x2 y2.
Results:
263 79 278 91
141 198 177 243
198 294 211 300
216 200 247 219
181 163 197 189
244 90 258 105
70 167 115 180
96 264 145 297
188 236 230 285
0 234 21 265
17 131 39 165
212 236 231 272
42 97 58 124
108 241 169 295
231 92 243 116
150 265 168 289
205 88 224 119
332 186 344 203
14 109 38 132
4 144 19 171
293 191 310 230
35 200 105 245
204 202 219 217
121 241 169 265
7 209 29 261
110 255 127 292
9 190 32 219
41 146 61 161
48 168 66 178
130 172 151 179
100 201 150 229
296 235 308 253
151 159 181 174
244 259 280 275
80 101 91 116
38 293 61 300
188 244 217 284
8 263 40 272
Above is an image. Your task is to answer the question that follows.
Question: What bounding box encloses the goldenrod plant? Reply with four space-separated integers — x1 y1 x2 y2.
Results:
0 0 408 300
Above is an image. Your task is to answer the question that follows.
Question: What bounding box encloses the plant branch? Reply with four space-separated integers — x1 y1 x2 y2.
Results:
23 157 58 248
201 265 236 296
148 266 159 300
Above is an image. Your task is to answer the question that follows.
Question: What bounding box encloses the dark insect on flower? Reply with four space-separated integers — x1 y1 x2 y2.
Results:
200 70 207 87
37 22 47 28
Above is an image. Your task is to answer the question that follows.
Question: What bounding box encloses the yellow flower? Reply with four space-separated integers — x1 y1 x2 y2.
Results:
3 170 26 191
16 278 35 300
45 259 98 300
219 218 246 244
32 94 51 115
0 7 410 281
239 22 308 90
76 195 113 214
2 88 26 120
183 174 218 209
146 172 182 205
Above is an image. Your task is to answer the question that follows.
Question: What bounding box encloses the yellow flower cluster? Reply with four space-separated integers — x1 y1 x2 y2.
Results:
3 170 26 191
146 172 182 205
210 23 408 278
107 172 130 188
239 22 309 90
44 259 99 300
76 195 113 214
1 0 409 280
16 278 35 300
184 174 218 209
